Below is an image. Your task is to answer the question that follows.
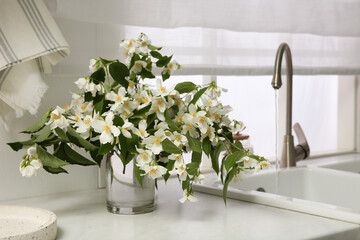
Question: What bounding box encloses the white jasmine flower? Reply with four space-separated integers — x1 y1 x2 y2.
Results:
130 60 147 74
47 106 69 130
179 190 198 203
242 156 258 169
76 114 93 139
194 173 205 183
19 159 42 177
170 132 187 148
152 97 167 113
152 78 175 97
26 146 37 157
201 94 218 108
154 120 168 131
127 81 136 96
68 111 84 125
231 121 246 133
135 90 151 108
142 128 166 154
106 87 128 110
202 126 216 142
19 146 42 177
76 101 93 114
175 163 188 181
183 104 206 125
136 148 153 167
138 33 151 51
163 61 179 75
87 82 102 97
92 112 120 144
181 123 198 138
120 120 134 138
75 77 88 90
255 161 270 172
120 39 139 61
143 165 167 179
133 120 149 139
89 58 100 73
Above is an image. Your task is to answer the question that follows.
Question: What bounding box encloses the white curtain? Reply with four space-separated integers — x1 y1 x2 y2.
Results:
46 0 360 75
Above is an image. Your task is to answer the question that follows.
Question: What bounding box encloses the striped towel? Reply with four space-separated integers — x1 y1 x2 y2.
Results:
0 0 69 127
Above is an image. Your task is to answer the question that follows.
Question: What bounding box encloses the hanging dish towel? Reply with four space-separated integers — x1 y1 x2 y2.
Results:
0 0 69 127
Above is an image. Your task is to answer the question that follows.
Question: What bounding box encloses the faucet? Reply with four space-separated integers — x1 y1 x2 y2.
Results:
271 43 310 168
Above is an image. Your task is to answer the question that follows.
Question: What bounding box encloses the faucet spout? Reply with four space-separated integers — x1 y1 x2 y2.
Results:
271 43 310 168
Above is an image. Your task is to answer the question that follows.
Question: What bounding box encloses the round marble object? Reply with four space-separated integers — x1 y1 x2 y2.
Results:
0 206 57 240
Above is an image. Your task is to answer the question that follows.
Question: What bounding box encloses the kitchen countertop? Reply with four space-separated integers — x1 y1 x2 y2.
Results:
1 179 360 240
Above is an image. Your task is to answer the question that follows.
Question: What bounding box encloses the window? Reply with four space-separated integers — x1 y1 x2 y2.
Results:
218 75 358 160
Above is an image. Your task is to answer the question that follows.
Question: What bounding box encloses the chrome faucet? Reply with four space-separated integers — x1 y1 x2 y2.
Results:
271 43 310 168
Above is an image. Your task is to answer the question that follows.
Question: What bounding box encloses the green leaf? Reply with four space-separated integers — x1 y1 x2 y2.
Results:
21 110 51 133
140 68 155 79
113 115 125 127
210 144 223 175
156 55 172 68
230 141 244 153
99 57 114 65
202 137 211 157
109 61 129 88
150 51 162 59
98 143 115 156
164 160 175 182
161 71 170 82
134 163 144 187
66 127 98 151
129 54 140 70
34 127 52 143
7 142 25 151
90 68 106 83
43 166 68 174
36 145 69 169
94 98 105 113
164 109 180 132
90 150 103 165
146 113 156 126
54 128 69 142
189 87 208 106
175 82 197 94
161 138 182 154
133 104 152 118
185 132 202 153
62 143 97 166
224 150 246 172
148 45 162 51
191 151 202 163
186 162 200 175
126 134 139 154
121 152 134 168
223 167 237 204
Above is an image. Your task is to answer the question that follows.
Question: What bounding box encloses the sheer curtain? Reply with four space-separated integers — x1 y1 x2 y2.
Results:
44 0 358 156
46 0 360 75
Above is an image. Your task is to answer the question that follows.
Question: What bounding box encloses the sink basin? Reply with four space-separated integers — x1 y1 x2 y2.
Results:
194 167 360 224
311 154 360 174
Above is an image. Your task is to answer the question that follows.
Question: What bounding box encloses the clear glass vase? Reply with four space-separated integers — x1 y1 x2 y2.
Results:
106 153 156 214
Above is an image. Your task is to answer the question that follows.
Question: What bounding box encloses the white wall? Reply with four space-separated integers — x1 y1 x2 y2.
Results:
0 75 98 201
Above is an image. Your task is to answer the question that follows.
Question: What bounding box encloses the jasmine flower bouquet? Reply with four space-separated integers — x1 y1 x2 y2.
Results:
8 33 269 202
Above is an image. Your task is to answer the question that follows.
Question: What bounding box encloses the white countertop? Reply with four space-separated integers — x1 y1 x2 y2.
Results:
1 179 360 240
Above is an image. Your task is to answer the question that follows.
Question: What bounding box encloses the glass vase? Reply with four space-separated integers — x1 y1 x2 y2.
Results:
106 153 156 214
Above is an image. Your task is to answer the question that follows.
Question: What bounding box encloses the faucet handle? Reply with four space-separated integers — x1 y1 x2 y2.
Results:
293 122 310 160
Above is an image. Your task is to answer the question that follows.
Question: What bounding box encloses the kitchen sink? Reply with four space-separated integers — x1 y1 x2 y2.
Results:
194 167 360 224
307 154 360 174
